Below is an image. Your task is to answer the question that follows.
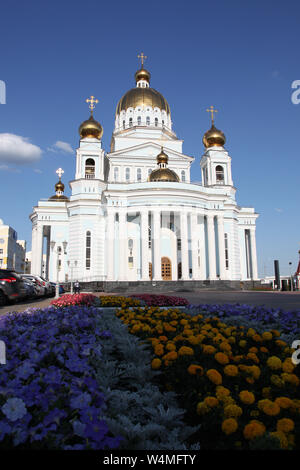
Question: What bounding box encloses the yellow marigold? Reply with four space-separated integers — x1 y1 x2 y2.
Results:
275 397 292 409
180 319 189 325
233 355 244 363
239 390 255 405
187 336 200 346
151 358 162 370
270 374 284 388
261 400 280 416
247 328 256 337
290 399 300 413
282 358 295 373
215 352 229 365
224 404 243 418
252 334 262 342
206 369 222 385
277 418 294 433
178 346 194 356
243 421 266 440
216 386 231 399
154 344 164 356
224 365 239 377
276 340 287 348
163 351 178 361
260 347 268 353
282 373 300 386
131 324 141 333
202 345 216 355
239 340 247 348
166 342 176 352
223 396 236 406
246 352 259 364
270 431 289 449
249 347 258 353
262 331 273 341
228 336 236 344
204 396 219 408
196 401 210 415
249 365 261 380
222 418 238 435
220 342 232 353
187 364 204 376
159 335 168 342
267 356 282 370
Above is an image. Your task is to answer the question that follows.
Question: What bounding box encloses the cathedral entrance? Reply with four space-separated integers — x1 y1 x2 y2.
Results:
161 257 172 280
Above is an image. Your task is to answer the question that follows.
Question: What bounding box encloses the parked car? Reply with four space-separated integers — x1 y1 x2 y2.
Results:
0 269 27 306
50 282 65 295
22 279 37 299
20 275 46 297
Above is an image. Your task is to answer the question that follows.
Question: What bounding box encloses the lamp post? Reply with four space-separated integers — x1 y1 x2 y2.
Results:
289 261 294 291
50 241 68 299
67 260 77 294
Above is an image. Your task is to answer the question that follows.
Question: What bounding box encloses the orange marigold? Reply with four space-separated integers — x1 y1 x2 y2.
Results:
204 396 219 408
206 369 222 385
202 345 217 355
243 421 266 440
239 390 255 405
151 358 162 370
178 346 194 356
267 356 282 370
276 418 294 433
215 352 229 365
224 404 243 418
275 397 292 409
224 365 239 377
222 418 238 435
187 364 204 376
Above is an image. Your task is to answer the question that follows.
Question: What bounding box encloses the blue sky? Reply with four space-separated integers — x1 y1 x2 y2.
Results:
0 0 299 276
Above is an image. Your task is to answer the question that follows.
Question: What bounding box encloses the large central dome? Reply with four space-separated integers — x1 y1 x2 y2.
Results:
116 87 170 115
115 66 170 115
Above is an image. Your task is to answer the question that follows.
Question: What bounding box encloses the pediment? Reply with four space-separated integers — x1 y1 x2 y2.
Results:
107 141 194 162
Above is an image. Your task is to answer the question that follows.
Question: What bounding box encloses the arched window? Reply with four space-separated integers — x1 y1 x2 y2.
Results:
86 231 91 270
137 168 142 182
129 117 133 127
122 120 125 129
146 116 150 125
137 116 141 125
85 158 95 179
181 170 186 182
155 117 158 127
216 165 224 183
114 167 119 182
126 167 130 182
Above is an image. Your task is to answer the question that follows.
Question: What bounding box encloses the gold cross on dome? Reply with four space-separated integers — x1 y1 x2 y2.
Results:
86 95 99 114
138 52 147 67
56 168 64 180
206 105 218 124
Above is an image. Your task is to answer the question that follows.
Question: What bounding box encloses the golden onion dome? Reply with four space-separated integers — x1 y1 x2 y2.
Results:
134 67 151 83
116 67 170 115
55 181 64 192
203 124 226 148
79 115 103 139
148 148 179 182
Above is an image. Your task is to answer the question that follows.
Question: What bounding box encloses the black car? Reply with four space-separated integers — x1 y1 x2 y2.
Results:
0 269 27 306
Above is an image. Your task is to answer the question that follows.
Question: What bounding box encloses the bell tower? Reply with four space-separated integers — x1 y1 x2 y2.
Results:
200 106 233 187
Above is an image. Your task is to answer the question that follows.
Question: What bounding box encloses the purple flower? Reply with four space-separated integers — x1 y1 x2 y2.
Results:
1 397 27 422
70 392 92 410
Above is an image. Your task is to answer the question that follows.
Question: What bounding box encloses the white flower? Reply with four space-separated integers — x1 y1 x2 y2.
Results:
1 398 27 421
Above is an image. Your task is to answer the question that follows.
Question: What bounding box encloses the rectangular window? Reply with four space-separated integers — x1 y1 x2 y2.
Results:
224 233 229 269
0 249 3 255
177 238 181 251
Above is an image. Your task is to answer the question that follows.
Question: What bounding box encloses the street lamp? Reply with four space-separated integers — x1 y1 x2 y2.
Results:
50 241 68 299
289 261 294 292
67 260 78 294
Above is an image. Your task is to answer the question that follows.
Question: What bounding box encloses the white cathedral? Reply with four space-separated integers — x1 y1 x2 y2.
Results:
30 56 259 286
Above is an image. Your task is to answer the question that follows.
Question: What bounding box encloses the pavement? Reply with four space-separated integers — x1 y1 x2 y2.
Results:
0 290 299 316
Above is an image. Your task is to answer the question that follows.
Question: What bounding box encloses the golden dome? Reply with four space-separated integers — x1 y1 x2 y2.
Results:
116 87 170 115
79 115 103 139
148 148 179 182
49 194 69 201
135 67 151 83
55 181 64 192
203 124 226 148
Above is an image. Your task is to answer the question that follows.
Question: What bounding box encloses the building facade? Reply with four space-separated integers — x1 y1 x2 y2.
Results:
0 219 26 272
30 61 259 285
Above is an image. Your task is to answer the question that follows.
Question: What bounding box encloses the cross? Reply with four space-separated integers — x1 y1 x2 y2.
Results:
56 168 64 180
137 52 147 67
86 95 99 114
206 105 218 124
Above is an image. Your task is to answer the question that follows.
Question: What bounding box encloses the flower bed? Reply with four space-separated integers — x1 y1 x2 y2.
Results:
50 293 98 308
131 294 189 307
99 296 141 308
0 305 121 449
116 305 300 450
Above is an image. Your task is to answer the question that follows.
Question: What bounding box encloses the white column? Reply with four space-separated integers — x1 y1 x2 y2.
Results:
250 228 258 280
35 224 43 276
207 215 217 280
191 212 199 280
141 210 149 280
180 210 189 280
30 226 37 274
153 210 161 280
217 215 226 279
106 210 115 281
118 210 127 281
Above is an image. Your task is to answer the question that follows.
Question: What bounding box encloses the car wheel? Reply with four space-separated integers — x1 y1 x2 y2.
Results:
0 290 7 306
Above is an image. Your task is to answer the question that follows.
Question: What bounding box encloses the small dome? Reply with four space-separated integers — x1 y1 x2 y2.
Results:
134 68 151 83
55 181 64 192
203 124 226 148
149 148 179 182
49 194 69 201
79 115 103 139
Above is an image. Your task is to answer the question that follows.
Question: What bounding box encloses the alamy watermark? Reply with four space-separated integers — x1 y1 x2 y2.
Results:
291 80 300 104
0 80 6 104
0 340 6 364
291 340 300 365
